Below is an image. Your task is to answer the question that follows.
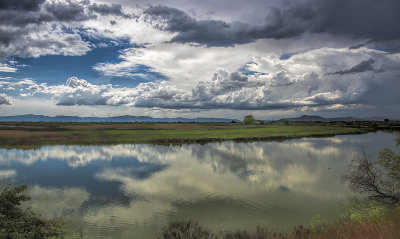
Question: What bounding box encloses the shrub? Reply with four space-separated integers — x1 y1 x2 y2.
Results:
0 184 67 239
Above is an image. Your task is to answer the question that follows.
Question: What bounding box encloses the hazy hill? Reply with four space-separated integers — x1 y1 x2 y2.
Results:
285 115 387 122
0 114 237 123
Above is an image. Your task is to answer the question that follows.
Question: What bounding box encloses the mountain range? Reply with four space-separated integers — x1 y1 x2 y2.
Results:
0 114 391 123
0 114 237 123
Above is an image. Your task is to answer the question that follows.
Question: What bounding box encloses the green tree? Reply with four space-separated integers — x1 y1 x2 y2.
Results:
243 115 256 124
0 184 67 238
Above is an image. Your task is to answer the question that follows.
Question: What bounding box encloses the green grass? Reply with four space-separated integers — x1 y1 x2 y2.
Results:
0 123 371 148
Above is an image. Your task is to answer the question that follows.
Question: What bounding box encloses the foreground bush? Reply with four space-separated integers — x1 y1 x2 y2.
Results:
0 184 67 239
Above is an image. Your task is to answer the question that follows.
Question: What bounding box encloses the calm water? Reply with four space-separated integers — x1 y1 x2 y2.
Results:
0 131 398 238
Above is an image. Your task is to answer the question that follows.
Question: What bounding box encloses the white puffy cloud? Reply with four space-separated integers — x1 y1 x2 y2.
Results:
0 93 12 105
0 63 17 72
22 45 400 112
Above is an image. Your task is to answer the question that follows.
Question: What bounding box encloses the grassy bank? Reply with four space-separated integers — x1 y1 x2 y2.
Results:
0 122 371 148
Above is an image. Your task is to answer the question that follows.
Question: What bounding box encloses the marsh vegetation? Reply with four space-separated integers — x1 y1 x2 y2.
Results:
0 121 374 148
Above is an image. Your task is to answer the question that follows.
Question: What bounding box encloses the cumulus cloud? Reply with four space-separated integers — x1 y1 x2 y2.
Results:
0 93 12 105
89 47 400 110
0 0 131 59
23 46 400 111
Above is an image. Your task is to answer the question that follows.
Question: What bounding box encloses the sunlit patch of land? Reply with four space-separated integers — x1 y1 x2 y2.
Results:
0 121 375 149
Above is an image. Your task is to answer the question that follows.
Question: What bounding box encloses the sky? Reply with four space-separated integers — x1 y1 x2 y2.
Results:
0 0 400 120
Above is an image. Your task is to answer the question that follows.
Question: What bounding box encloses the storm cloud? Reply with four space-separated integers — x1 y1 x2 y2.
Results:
330 59 375 75
88 3 131 18
144 0 400 47
0 0 45 11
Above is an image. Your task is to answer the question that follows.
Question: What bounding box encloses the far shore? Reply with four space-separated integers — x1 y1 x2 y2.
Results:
0 121 386 149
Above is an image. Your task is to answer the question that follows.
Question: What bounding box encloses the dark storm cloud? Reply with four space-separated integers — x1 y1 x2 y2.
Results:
0 0 45 11
0 0 95 26
44 1 96 22
0 0 131 27
330 59 375 75
89 3 131 18
144 0 400 47
144 5 262 46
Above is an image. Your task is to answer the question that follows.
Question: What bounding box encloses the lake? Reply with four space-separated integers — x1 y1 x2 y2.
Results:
0 131 398 238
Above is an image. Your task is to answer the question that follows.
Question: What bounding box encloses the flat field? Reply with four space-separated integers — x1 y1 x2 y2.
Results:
0 122 371 148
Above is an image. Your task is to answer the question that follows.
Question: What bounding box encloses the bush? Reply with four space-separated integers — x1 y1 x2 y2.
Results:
0 184 67 239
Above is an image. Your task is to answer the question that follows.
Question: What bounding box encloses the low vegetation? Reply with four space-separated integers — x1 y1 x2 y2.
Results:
159 201 400 239
0 121 371 148
0 184 67 239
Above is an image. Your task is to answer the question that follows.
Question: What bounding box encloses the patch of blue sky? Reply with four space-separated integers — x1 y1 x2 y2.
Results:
7 35 166 88
279 53 295 60
109 64 168 87
12 42 126 85
238 63 268 76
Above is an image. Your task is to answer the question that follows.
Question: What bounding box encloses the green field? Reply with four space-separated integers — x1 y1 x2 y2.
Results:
0 122 371 148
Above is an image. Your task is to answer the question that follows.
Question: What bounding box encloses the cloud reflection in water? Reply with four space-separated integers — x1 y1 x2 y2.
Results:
0 131 397 238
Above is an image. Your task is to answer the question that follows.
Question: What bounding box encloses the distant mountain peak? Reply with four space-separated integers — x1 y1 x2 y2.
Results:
285 115 387 122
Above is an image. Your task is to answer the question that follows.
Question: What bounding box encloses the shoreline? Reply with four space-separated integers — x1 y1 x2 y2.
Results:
0 122 373 149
